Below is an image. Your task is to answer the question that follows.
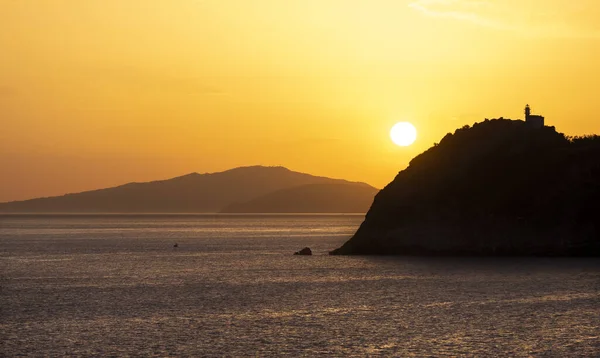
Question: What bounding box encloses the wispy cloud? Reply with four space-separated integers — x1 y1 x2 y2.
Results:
408 0 600 39
408 0 508 30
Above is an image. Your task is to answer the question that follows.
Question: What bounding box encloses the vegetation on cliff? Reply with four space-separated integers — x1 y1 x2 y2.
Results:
331 119 600 256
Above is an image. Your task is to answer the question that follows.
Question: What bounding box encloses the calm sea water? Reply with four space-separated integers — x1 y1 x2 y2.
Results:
1 214 599 357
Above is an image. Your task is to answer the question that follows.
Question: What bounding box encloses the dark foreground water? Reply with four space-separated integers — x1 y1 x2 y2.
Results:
1 214 599 357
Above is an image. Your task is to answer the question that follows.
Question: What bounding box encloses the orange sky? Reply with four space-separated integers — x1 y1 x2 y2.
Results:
1 0 599 202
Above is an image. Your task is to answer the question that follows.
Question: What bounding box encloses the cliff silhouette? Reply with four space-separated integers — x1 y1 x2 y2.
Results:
221 183 378 213
331 119 600 256
0 166 376 213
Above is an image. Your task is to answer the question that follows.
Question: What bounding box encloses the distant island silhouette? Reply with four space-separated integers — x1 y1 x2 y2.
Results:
221 183 378 213
332 114 600 256
0 166 377 214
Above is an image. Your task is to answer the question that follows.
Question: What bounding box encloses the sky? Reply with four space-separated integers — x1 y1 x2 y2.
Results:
1 0 599 202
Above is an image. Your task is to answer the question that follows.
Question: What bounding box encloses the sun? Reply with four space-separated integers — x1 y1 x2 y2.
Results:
390 122 417 147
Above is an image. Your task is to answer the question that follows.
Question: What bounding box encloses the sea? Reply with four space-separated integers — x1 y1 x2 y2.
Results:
1 214 599 357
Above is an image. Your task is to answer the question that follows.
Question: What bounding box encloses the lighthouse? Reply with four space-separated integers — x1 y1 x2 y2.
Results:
524 104 544 129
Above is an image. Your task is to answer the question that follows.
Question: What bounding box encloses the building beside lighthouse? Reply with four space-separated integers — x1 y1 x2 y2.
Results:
524 104 544 129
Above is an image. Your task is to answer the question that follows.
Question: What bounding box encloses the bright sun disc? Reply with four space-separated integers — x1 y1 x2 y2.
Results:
390 122 417 147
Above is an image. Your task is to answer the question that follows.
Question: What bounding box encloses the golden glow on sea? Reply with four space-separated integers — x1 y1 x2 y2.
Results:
1 1 600 201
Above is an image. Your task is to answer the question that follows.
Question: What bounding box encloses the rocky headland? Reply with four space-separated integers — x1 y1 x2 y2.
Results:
331 119 600 256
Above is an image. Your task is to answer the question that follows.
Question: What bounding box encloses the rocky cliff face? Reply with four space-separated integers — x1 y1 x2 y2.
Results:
331 119 600 256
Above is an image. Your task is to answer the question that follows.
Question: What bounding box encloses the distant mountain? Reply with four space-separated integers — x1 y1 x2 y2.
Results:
331 119 600 256
0 166 375 213
221 183 378 213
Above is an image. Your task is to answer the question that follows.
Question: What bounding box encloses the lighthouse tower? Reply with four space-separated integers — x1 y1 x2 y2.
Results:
524 104 544 129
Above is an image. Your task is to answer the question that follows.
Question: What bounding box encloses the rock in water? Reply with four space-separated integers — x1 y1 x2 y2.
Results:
294 247 312 255
331 119 600 256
